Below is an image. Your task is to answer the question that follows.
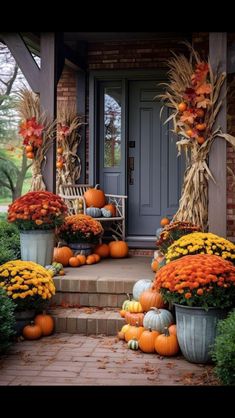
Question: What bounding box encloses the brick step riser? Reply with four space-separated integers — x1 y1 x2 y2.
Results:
54 316 125 336
53 277 134 295
52 292 127 308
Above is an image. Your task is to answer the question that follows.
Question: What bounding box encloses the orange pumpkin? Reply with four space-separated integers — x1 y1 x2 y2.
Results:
93 253 101 262
178 102 187 112
118 331 125 340
102 204 116 217
138 328 160 353
160 217 170 227
125 312 144 326
151 260 158 272
168 324 177 336
119 310 126 318
139 290 165 312
86 255 96 265
84 185 106 208
68 257 81 267
109 239 129 258
53 246 74 267
197 136 205 145
25 145 33 152
34 313 54 336
94 243 110 258
22 322 42 340
195 123 206 131
76 254 86 265
26 152 34 159
154 327 179 356
124 324 144 342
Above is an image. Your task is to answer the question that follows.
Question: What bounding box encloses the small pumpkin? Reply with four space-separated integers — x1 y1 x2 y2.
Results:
128 339 139 350
102 204 116 217
34 312 54 336
69 257 81 267
138 328 160 353
53 246 74 267
22 322 42 340
93 253 101 262
122 294 132 310
168 324 177 336
125 312 144 326
84 185 106 208
76 254 86 265
109 239 129 258
125 324 144 342
118 331 125 340
119 310 126 318
139 290 165 312
151 260 158 272
94 243 110 258
86 207 102 217
86 255 96 265
101 207 112 218
132 279 152 301
160 217 170 227
143 308 174 333
126 300 143 313
121 324 131 334
154 327 179 356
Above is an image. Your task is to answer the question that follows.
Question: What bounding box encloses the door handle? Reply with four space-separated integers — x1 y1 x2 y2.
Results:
128 157 134 185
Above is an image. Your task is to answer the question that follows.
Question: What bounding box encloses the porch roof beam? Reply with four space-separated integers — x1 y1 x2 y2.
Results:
0 32 40 93
64 44 86 71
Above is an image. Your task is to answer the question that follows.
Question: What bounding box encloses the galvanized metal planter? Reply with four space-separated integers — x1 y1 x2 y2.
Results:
20 230 55 266
174 304 227 364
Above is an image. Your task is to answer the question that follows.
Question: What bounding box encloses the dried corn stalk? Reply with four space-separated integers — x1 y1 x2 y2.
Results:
158 44 235 230
56 103 84 193
17 89 56 191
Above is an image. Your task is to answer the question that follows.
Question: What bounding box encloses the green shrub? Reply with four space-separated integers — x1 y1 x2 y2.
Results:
0 221 20 265
0 287 16 354
211 309 235 385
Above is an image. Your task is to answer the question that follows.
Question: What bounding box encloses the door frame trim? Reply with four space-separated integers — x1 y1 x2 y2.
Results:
89 70 167 246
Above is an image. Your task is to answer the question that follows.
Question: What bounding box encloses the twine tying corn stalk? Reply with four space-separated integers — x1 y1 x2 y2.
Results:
56 103 84 193
17 89 56 191
158 43 235 231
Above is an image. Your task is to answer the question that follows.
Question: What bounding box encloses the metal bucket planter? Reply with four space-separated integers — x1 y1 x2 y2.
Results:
20 230 55 266
174 304 227 364
68 242 95 256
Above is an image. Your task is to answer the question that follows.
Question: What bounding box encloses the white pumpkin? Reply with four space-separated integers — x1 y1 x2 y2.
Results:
101 207 112 218
132 279 152 301
86 207 102 217
143 308 174 333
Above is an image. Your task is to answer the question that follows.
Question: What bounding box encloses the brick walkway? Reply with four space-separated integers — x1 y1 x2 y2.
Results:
0 334 218 386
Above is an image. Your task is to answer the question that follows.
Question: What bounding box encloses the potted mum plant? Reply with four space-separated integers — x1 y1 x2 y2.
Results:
0 260 56 334
152 253 235 363
57 214 103 255
7 191 68 266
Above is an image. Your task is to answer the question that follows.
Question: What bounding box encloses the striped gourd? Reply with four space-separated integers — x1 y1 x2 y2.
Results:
128 339 139 350
143 308 174 333
127 300 143 313
132 279 152 301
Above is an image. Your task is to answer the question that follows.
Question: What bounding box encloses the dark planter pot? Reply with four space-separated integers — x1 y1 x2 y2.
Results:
68 242 95 256
174 304 227 364
14 310 36 336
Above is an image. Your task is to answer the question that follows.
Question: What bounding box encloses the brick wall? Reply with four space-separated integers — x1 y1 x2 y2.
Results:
57 65 77 106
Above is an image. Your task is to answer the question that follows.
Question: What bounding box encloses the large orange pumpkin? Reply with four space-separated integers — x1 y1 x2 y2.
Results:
154 327 179 356
34 313 54 336
139 290 165 312
94 243 110 258
138 328 160 353
102 204 116 217
109 239 129 258
53 246 74 267
84 185 106 208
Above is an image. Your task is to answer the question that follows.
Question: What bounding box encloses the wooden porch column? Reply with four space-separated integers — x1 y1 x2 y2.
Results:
77 69 86 184
208 32 227 237
40 33 58 193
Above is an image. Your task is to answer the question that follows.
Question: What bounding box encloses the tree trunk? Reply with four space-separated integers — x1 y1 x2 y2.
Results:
12 154 30 201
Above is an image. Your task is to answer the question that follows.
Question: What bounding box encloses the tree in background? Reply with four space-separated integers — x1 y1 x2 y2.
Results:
0 43 32 202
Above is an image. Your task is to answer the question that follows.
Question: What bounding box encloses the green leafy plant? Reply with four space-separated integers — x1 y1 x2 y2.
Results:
0 287 16 354
0 220 20 264
211 309 235 385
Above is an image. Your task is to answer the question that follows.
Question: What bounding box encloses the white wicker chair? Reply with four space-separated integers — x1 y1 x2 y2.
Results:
59 184 127 240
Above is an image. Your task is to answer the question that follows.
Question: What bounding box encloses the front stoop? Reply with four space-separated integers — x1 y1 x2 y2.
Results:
50 308 125 336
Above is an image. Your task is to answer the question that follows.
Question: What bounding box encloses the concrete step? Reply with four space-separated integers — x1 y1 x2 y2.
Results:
50 307 125 336
52 292 127 308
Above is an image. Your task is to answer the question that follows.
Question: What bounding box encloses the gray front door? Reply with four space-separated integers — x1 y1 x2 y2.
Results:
128 80 184 237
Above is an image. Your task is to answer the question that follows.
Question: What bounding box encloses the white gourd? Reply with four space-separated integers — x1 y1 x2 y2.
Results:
133 279 152 301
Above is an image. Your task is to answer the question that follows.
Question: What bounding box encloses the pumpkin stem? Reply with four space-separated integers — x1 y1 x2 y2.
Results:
148 328 152 332
95 184 100 189
126 293 131 300
164 327 170 337
150 307 160 313
30 321 35 326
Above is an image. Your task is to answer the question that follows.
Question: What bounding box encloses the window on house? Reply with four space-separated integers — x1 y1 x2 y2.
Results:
104 86 122 167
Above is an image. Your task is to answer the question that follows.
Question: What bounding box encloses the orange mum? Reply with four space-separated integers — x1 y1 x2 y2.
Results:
152 254 235 309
